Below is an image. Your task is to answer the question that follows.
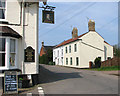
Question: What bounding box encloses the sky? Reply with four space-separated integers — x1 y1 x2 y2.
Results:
38 2 118 53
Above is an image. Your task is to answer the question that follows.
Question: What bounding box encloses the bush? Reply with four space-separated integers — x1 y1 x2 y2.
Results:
94 57 101 68
48 61 55 65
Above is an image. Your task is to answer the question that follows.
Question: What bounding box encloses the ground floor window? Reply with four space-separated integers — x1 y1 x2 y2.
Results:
10 39 16 66
0 37 17 68
70 57 72 65
0 38 6 67
66 58 68 65
76 57 79 66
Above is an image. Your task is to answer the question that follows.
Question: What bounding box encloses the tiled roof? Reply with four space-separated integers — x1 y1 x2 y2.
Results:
104 41 111 46
0 26 22 38
55 32 88 48
55 32 111 48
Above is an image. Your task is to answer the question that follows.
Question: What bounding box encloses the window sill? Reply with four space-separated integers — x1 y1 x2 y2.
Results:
0 19 8 24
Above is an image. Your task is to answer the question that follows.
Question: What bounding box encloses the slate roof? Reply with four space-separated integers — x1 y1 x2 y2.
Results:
0 26 22 38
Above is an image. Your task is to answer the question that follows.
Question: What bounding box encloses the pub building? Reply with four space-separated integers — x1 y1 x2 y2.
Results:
0 0 40 87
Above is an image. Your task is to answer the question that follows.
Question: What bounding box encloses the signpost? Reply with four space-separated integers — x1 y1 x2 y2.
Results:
42 10 54 24
4 71 18 94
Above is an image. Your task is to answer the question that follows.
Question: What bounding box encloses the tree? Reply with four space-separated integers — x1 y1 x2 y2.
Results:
113 45 120 57
39 48 53 64
39 54 48 64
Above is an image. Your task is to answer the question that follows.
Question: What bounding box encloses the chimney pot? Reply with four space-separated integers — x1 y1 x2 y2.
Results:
72 27 78 39
88 19 95 31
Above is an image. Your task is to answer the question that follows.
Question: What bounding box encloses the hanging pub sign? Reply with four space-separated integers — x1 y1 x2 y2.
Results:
4 71 18 94
42 10 54 24
24 46 35 62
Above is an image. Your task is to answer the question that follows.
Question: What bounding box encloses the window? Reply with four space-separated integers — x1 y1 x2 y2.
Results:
57 50 59 57
70 57 72 65
10 39 16 66
74 44 77 52
0 0 6 19
0 38 5 66
69 45 71 53
61 49 63 56
76 57 79 66
61 57 63 65
65 47 67 53
66 58 68 65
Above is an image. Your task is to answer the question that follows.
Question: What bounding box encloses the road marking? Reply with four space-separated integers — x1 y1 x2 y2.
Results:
38 90 44 93
38 87 44 96
38 87 43 90
27 93 32 96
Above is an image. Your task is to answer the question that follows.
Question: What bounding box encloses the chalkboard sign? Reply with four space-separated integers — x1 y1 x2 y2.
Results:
4 71 18 94
24 46 35 62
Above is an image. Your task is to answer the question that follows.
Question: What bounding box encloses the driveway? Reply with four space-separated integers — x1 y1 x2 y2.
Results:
39 64 118 94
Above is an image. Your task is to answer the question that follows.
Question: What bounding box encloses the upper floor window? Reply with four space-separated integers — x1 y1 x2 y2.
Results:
61 49 63 56
65 47 67 53
57 50 59 57
74 44 77 52
0 0 6 19
69 45 71 53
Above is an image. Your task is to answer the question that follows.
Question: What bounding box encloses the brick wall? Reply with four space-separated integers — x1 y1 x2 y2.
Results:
101 57 120 67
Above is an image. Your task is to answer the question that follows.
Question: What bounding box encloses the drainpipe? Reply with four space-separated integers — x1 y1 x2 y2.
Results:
22 0 25 74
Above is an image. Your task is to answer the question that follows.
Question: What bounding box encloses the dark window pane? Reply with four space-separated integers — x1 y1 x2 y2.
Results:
0 1 5 8
0 53 5 66
0 38 5 51
0 9 5 19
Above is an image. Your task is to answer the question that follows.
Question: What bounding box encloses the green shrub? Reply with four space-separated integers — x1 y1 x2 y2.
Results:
94 57 101 68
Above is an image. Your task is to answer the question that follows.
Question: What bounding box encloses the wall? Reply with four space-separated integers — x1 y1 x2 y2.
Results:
5 1 39 74
79 31 105 68
53 46 64 66
63 40 81 68
101 57 120 67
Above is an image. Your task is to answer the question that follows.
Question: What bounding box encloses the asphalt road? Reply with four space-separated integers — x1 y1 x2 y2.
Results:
39 64 118 94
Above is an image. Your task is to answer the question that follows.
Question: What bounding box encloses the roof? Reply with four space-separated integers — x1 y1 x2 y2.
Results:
55 32 111 48
104 41 112 46
55 32 88 48
44 46 55 51
0 26 22 38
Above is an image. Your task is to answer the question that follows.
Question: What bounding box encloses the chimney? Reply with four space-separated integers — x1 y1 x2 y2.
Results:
72 27 78 39
88 19 95 31
42 41 44 46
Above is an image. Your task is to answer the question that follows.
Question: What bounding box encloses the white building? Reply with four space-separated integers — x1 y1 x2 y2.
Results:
53 20 113 68
53 45 64 66
0 0 40 84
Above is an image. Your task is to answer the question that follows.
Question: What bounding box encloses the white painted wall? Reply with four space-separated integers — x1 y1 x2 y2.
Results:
53 46 64 66
0 1 39 74
54 31 113 68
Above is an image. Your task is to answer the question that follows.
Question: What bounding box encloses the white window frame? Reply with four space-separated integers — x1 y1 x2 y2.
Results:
0 37 6 69
0 37 18 70
0 0 7 21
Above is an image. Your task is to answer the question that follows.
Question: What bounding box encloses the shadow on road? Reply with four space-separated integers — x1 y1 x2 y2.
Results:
38 65 82 84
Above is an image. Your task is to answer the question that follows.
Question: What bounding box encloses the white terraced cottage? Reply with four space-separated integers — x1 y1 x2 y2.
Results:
53 20 113 68
0 0 41 84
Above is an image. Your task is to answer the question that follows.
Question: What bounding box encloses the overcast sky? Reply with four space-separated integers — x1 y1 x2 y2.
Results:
38 2 118 52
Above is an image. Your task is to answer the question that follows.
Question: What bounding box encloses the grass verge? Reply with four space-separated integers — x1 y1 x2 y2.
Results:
89 66 120 71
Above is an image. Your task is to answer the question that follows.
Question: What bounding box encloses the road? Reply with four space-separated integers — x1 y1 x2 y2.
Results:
39 64 118 94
